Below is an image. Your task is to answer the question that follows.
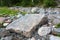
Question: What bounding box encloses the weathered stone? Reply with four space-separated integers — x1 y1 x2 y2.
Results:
16 13 23 18
4 19 12 23
49 35 60 40
3 23 9 26
12 36 21 40
0 36 12 40
48 14 60 25
52 28 60 35
0 17 6 23
31 7 38 13
38 27 51 36
0 28 10 37
27 37 36 40
6 14 48 37
31 37 36 40
52 19 60 25
54 28 60 32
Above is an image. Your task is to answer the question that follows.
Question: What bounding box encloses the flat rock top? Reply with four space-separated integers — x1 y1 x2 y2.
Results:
6 14 45 32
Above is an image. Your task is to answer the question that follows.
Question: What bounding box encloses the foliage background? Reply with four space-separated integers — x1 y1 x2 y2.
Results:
0 0 57 7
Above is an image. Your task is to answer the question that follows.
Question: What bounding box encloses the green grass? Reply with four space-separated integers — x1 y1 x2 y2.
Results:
0 7 27 17
0 7 19 17
55 23 60 28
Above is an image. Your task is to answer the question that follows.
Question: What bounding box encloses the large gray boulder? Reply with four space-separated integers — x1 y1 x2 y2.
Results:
6 14 48 37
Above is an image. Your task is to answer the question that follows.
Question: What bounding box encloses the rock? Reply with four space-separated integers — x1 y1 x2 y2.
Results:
0 28 10 37
53 28 60 33
38 27 51 36
0 36 12 40
18 7 31 13
3 23 9 26
31 37 36 40
0 17 6 24
48 14 55 20
39 8 45 14
12 36 21 40
48 14 60 25
52 28 60 35
41 37 45 40
31 7 38 13
57 4 60 8
27 37 36 40
7 32 23 40
52 19 60 25
16 13 23 18
4 19 12 23
6 14 48 37
49 35 60 40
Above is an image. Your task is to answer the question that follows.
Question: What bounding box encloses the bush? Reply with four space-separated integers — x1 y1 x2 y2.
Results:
55 23 60 28
43 0 57 7
0 0 57 7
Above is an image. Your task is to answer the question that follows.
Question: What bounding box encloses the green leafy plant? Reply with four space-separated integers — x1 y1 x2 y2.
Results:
43 0 57 7
55 23 60 28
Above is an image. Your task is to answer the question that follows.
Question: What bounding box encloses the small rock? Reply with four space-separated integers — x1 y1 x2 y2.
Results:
0 17 6 24
12 36 21 40
0 28 10 37
31 37 36 40
27 37 36 40
48 14 60 25
41 37 45 40
54 28 60 33
16 13 23 18
38 27 51 36
31 7 38 13
49 35 60 40
52 28 60 35
0 36 12 40
53 19 60 25
3 23 9 26
4 19 12 23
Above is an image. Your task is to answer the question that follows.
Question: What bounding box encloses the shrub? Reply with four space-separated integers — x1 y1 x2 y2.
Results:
55 23 60 28
0 0 57 7
43 0 57 7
